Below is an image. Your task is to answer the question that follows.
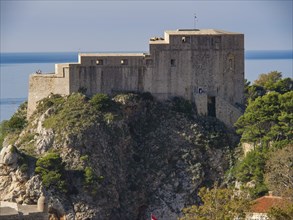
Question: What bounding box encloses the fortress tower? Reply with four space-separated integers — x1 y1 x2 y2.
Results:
28 29 244 127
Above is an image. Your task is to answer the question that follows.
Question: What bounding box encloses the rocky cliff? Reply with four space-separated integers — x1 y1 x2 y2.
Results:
0 93 238 220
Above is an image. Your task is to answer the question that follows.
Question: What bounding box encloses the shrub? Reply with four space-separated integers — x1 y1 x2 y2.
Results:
83 166 104 195
171 97 193 115
84 166 96 185
36 94 64 113
90 93 112 111
35 152 67 192
80 155 89 162
0 120 9 146
0 102 28 146
7 109 27 131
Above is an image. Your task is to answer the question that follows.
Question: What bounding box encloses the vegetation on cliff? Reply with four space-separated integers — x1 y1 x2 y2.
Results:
35 152 67 192
0 91 239 219
233 71 292 199
0 101 27 146
180 185 250 220
1 71 291 219
180 71 292 220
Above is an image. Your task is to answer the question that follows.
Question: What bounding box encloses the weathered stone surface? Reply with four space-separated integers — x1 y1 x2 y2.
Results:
1 94 238 219
24 176 43 203
0 145 18 168
27 29 244 128
35 109 55 154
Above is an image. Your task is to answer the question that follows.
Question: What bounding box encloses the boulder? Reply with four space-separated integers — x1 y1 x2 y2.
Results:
0 145 18 168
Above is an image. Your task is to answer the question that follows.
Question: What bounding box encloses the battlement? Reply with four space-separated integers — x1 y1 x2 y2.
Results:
27 29 245 127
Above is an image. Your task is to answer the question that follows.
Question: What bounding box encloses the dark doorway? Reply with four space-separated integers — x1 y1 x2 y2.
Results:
208 96 216 117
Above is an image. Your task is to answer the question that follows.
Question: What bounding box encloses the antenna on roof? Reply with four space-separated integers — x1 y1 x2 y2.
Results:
194 13 197 29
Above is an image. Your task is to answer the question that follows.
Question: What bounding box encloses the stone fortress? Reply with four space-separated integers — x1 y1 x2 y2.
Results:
28 29 244 127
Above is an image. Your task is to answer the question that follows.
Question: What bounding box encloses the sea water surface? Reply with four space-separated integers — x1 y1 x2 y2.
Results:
0 51 292 121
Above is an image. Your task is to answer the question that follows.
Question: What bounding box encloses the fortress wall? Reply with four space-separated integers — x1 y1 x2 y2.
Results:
27 64 70 117
209 35 244 107
21 212 48 220
145 44 170 99
149 34 244 104
195 94 243 127
78 54 144 66
194 93 208 115
233 49 245 105
68 64 102 95
172 50 193 99
223 35 244 105
27 29 244 127
0 201 18 210
0 215 19 220
216 96 243 127
69 55 145 96
193 49 216 98
99 66 142 93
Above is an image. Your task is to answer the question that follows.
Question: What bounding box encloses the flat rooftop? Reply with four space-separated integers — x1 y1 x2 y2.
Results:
166 29 243 35
79 53 146 57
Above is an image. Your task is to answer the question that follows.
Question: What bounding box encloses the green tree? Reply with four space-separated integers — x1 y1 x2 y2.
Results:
254 71 282 90
244 72 292 103
84 166 97 186
244 78 266 104
235 91 293 145
233 149 268 198
180 186 250 220
272 78 293 94
35 152 67 192
83 166 104 195
234 91 292 198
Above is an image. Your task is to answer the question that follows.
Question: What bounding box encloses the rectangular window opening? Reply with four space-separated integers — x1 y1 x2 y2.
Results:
171 59 176 67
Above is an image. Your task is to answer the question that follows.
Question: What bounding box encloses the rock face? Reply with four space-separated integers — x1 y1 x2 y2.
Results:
0 145 18 168
0 93 238 220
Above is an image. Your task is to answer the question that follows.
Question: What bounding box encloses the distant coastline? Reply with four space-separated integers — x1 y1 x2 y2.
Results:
0 98 26 105
245 50 293 60
1 50 292 65
0 98 26 122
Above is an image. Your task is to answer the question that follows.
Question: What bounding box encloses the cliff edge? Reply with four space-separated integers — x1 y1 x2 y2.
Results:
0 92 238 220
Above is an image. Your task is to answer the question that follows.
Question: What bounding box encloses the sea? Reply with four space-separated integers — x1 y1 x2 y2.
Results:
0 51 292 122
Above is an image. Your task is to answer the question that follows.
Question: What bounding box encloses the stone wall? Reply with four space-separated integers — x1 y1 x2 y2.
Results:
27 64 70 118
216 96 244 127
27 29 244 127
0 213 48 220
0 201 48 220
194 94 243 127
194 93 208 115
21 212 49 220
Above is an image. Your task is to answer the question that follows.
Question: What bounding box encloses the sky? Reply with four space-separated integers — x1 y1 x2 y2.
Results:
1 0 292 53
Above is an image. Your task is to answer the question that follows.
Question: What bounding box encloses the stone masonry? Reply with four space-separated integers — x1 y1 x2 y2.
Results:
27 29 245 127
